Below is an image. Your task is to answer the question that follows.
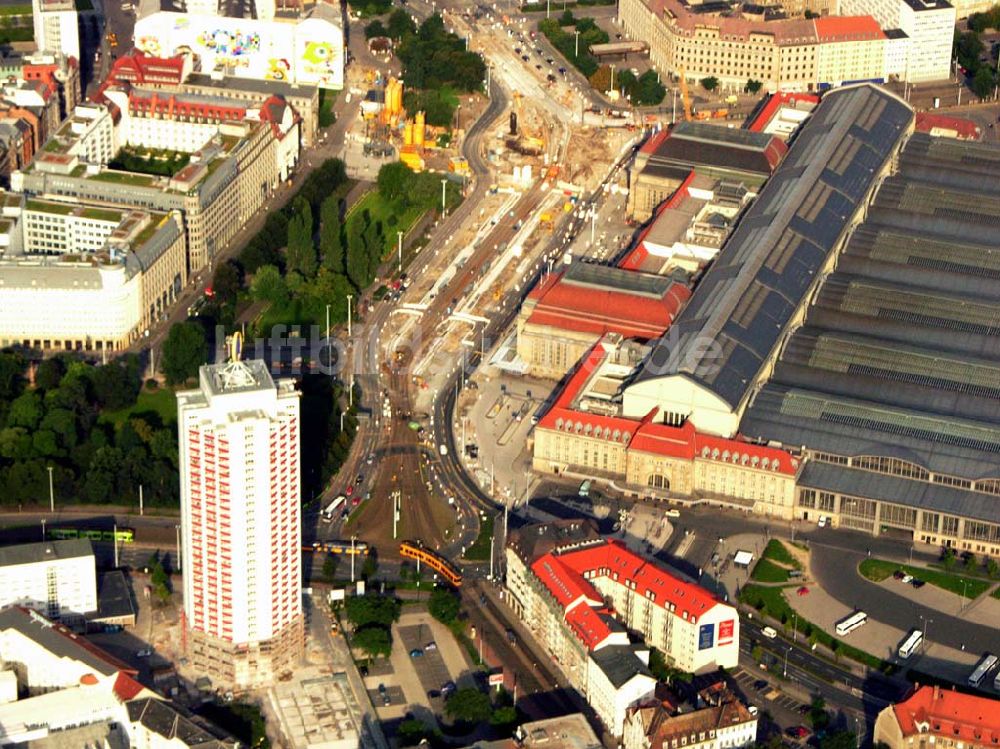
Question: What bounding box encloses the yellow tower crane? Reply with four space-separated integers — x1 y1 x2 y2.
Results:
678 66 693 122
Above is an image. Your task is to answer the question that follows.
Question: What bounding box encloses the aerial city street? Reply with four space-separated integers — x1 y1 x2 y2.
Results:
0 0 998 745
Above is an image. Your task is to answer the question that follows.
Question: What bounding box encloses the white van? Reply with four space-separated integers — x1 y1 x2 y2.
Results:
762 626 778 639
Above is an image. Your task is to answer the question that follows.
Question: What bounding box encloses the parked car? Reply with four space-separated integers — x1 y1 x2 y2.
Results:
754 679 769 691
788 726 811 739
911 579 926 588
796 586 810 596
818 515 828 528
409 649 424 658
346 485 354 497
893 570 906 580
664 508 681 518
901 574 914 584
442 681 456 696
761 626 777 639
136 648 152 658
425 642 437 651
427 689 440 699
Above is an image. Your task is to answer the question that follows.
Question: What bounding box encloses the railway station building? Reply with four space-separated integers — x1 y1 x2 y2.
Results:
534 83 1000 554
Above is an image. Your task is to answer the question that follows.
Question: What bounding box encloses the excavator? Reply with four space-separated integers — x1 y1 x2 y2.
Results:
507 91 545 155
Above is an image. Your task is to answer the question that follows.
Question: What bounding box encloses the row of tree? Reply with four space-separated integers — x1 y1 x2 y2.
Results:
0 351 180 509
588 66 666 106
954 7 1000 99
539 13 609 78
364 7 417 40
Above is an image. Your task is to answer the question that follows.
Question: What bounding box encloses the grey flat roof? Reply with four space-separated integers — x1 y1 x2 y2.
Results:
740 130 1000 486
0 539 93 567
0 606 130 676
633 84 913 408
127 699 238 748
185 73 318 100
798 461 1000 525
97 571 136 621
562 261 677 299
589 644 652 688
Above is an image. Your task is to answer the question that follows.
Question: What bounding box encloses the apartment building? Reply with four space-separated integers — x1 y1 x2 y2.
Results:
177 360 303 688
0 540 96 623
624 690 758 749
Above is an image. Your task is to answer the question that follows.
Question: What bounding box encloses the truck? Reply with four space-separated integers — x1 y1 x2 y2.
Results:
322 495 347 522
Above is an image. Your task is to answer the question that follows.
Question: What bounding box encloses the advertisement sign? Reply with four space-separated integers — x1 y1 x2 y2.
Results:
488 671 504 687
718 619 734 645
698 623 715 650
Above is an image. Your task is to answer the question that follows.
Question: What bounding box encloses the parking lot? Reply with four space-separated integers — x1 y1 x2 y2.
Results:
398 623 454 698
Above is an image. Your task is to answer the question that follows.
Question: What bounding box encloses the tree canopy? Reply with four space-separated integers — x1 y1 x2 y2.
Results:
444 688 492 723
353 625 392 658
344 594 401 629
162 322 207 385
428 586 460 624
397 14 486 91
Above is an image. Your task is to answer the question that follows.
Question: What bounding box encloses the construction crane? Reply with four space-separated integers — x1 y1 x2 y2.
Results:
678 66 693 122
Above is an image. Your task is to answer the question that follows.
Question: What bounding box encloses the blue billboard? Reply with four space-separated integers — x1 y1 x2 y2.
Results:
698 623 715 650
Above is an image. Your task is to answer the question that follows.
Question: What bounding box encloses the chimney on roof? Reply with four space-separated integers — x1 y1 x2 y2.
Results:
933 685 940 701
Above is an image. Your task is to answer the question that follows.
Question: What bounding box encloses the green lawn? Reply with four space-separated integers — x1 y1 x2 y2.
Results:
739 583 893 673
992 586 1000 600
346 190 428 258
463 514 494 562
0 4 31 16
100 388 177 428
858 558 989 600
319 89 337 128
89 170 157 187
751 558 790 583
762 539 800 568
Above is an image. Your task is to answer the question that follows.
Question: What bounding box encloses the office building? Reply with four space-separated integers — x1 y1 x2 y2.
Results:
177 359 303 688
874 686 1000 749
618 0 948 90
0 195 188 352
0 540 96 623
13 85 300 274
838 0 954 81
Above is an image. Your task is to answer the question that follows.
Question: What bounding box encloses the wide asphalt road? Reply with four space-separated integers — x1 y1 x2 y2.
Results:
810 543 998 658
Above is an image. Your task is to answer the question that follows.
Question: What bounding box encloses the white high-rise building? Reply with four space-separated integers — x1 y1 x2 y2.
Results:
31 0 79 61
177 358 303 688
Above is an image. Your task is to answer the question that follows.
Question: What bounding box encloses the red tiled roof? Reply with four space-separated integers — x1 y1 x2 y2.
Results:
639 129 670 155
111 671 146 701
531 553 604 610
128 91 246 122
108 53 186 87
565 604 614 650
914 112 981 140
524 269 690 340
557 539 721 623
814 15 884 41
747 92 820 133
534 342 798 474
892 686 1000 744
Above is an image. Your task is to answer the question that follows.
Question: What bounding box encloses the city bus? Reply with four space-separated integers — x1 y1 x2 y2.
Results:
968 653 998 688
835 611 868 636
897 629 923 659
322 495 347 522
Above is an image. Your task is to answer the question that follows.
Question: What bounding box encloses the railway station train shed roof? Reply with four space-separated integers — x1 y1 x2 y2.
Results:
739 131 1000 520
630 84 914 410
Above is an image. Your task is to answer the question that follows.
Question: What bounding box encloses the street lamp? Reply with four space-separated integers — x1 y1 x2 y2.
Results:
574 30 580 58
346 294 353 338
46 466 54 513
40 518 46 542
919 615 932 651
397 231 403 272
325 303 331 340
782 646 790 678
441 179 448 213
